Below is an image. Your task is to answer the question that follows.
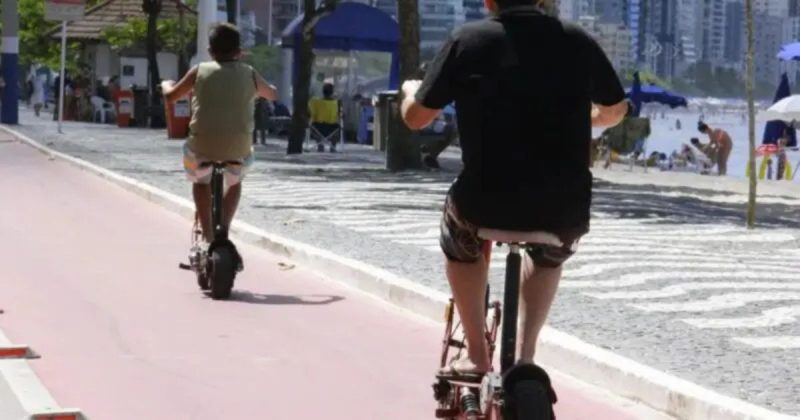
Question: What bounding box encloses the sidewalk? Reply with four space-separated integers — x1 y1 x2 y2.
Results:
6 108 800 417
0 131 670 419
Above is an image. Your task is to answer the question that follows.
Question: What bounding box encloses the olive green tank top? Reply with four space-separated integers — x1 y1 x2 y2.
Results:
188 61 256 161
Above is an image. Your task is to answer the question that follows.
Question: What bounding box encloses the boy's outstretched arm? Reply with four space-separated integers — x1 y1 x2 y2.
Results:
253 72 278 101
162 66 198 104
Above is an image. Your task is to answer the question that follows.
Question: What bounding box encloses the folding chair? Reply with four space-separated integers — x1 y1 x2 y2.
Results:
309 115 344 152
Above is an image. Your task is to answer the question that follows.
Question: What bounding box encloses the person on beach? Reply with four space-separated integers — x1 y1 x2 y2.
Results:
698 122 732 176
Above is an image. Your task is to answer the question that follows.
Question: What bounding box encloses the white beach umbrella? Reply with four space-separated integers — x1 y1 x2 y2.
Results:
758 94 800 122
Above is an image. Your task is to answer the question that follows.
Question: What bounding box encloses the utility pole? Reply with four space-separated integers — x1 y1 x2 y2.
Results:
197 0 217 62
2 0 20 124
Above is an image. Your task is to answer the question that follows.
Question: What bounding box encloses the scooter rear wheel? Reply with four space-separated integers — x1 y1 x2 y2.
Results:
209 246 236 300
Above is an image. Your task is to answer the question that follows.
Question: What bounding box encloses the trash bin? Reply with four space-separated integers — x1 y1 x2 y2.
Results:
165 93 191 139
372 92 392 152
373 90 422 171
114 90 134 128
132 87 149 127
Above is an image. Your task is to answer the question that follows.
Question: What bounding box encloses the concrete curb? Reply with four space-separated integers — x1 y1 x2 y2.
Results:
0 331 85 420
4 125 795 420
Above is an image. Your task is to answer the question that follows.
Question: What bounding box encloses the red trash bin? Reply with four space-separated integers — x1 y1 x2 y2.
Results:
165 94 192 139
114 90 134 128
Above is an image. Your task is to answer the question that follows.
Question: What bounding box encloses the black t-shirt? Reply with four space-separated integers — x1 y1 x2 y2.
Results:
416 6 625 239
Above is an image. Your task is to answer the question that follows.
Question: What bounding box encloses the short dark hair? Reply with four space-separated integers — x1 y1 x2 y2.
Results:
697 121 709 133
323 83 334 98
209 23 241 58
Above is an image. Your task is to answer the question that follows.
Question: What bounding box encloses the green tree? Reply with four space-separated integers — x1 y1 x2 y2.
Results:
15 0 82 71
102 16 197 75
242 44 282 80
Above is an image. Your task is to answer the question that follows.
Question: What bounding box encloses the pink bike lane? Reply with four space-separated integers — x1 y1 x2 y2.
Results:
0 139 667 419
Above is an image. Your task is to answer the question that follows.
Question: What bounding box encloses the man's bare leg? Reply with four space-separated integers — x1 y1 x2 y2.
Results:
193 183 213 242
518 256 562 362
223 182 242 230
446 257 491 372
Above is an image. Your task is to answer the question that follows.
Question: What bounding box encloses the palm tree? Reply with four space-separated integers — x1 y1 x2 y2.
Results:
745 0 756 228
286 0 338 154
142 0 162 127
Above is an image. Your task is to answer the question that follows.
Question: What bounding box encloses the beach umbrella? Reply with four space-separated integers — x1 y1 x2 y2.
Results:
777 42 800 61
762 73 797 147
757 94 800 122
625 79 688 109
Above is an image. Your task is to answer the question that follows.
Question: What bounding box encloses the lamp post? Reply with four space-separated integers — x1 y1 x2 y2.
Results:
197 0 217 62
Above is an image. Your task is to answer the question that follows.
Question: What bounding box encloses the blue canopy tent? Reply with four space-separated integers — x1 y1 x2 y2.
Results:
281 3 400 92
763 73 797 147
626 72 688 111
777 42 800 61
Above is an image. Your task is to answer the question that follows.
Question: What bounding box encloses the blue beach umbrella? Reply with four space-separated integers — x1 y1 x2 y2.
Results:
777 42 800 61
625 72 688 110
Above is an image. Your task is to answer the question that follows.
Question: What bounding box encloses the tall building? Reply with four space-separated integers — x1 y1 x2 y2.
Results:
700 0 726 65
558 0 578 21
626 0 641 69
463 0 485 21
755 0 790 16
577 15 633 72
791 0 800 16
371 0 465 54
754 13 785 84
594 0 625 23
632 0 678 80
724 1 745 66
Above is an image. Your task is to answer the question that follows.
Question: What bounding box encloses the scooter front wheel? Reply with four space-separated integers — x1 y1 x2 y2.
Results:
503 379 553 420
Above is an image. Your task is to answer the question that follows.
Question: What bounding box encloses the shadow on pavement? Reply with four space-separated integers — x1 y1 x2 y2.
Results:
228 291 345 306
593 179 800 229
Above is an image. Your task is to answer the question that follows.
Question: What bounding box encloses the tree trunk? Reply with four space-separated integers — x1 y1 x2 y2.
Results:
391 0 422 170
144 0 162 128
178 10 189 77
226 0 237 24
745 0 757 228
287 0 317 155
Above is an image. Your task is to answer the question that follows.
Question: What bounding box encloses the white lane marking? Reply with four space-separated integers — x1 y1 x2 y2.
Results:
682 305 800 328
586 282 800 300
562 271 800 289
631 292 800 312
732 336 800 349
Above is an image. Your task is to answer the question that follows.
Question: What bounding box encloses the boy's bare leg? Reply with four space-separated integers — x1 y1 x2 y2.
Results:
518 256 562 362
223 183 242 230
446 257 491 372
192 184 213 242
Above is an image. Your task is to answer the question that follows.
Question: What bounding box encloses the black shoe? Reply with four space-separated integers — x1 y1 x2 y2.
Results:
423 155 441 169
